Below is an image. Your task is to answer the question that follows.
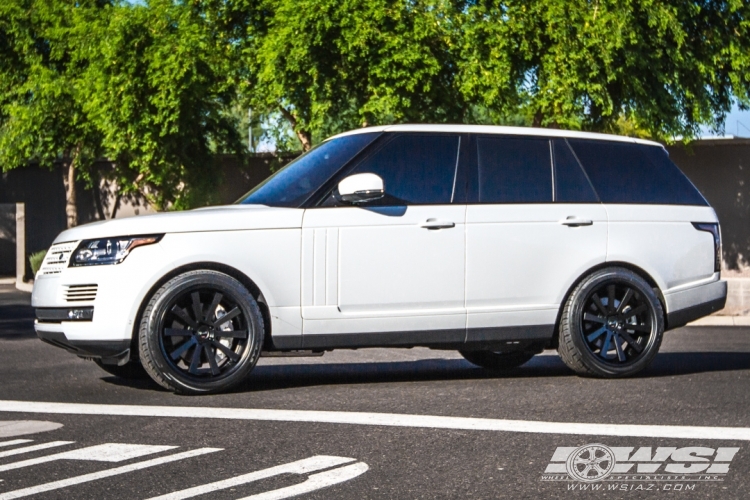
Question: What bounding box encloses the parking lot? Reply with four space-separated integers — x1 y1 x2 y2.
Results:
2 283 750 498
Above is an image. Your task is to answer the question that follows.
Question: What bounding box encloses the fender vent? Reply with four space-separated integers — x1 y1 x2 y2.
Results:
64 284 98 302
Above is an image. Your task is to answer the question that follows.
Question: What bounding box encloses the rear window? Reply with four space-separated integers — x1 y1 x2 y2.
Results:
567 139 707 206
476 136 552 203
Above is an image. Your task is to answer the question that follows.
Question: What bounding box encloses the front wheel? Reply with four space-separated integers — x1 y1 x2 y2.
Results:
557 267 664 378
138 270 263 394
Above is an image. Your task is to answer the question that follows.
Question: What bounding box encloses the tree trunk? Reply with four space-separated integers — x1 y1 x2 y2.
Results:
62 143 82 228
279 105 312 151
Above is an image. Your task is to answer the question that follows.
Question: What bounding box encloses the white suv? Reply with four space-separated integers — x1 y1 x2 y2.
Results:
32 125 727 394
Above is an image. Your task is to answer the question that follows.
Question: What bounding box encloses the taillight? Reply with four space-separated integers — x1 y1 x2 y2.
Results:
692 222 721 273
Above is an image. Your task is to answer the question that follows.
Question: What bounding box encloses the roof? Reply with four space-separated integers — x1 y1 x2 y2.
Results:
327 124 662 147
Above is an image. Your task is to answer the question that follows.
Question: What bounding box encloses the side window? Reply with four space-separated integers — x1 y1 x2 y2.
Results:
343 133 460 205
552 139 598 203
476 136 552 203
568 139 708 206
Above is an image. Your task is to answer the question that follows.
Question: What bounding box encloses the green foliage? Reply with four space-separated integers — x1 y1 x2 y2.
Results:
3 0 750 212
29 249 46 276
0 0 105 175
234 0 468 149
458 0 750 140
78 0 244 209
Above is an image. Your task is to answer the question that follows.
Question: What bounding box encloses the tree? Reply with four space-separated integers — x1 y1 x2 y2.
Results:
458 0 750 139
232 0 467 150
0 0 108 228
78 0 243 210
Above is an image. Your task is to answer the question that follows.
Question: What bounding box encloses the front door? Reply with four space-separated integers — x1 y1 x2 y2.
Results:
301 133 467 347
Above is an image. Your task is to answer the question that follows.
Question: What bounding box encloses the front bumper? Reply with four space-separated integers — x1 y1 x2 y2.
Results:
665 279 727 330
37 330 131 365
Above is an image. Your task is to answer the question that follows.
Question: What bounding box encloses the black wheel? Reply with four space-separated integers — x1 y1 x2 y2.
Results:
93 359 150 380
139 270 263 394
459 350 535 371
558 267 664 377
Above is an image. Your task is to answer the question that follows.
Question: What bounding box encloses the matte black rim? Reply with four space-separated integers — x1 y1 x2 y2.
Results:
580 281 653 366
157 287 250 380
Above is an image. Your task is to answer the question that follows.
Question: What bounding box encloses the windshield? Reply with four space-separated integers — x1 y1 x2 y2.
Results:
236 132 381 207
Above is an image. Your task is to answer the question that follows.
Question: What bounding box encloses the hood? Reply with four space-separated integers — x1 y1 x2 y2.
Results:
54 205 304 243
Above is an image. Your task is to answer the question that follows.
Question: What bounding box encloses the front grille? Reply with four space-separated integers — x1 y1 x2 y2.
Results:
64 284 98 302
38 242 77 276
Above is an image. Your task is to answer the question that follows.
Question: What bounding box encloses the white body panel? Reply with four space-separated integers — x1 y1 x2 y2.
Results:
34 207 304 343
604 204 719 291
301 206 466 336
465 204 607 330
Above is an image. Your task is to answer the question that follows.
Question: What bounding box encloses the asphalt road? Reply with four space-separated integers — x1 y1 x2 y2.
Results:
1 284 750 499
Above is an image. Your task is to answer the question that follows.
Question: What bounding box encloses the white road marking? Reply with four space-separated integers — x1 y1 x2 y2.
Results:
0 443 178 472
238 462 369 500
0 421 62 438
0 448 221 500
147 455 355 500
1 399 749 441
0 440 32 448
0 441 73 459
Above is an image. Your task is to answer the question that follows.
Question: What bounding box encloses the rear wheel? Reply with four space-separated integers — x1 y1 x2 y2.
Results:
138 270 263 394
557 267 664 378
459 350 535 371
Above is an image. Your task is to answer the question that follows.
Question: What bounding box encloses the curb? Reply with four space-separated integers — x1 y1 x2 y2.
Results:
687 316 750 326
15 280 33 293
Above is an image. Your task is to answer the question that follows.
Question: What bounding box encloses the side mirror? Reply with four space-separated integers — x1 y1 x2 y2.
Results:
337 173 384 204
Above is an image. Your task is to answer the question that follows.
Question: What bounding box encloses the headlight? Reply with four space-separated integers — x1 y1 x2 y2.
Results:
69 234 163 267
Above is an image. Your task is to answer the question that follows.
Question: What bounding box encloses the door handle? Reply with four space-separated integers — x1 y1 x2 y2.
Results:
560 216 593 227
420 218 456 230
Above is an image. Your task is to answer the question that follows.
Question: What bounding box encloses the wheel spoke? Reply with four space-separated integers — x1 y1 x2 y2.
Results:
618 330 644 353
613 334 626 362
616 289 634 314
600 331 612 358
607 285 616 313
204 293 223 323
622 304 647 320
170 306 198 329
191 292 203 324
211 340 240 362
212 307 241 328
214 329 247 339
586 326 608 342
164 328 192 337
169 337 196 360
189 344 203 374
591 294 608 316
584 313 606 324
206 345 221 375
622 323 650 333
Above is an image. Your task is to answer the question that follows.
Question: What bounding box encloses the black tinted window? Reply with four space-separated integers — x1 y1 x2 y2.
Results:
568 139 707 205
476 136 552 203
553 139 598 203
237 133 379 207
347 133 460 205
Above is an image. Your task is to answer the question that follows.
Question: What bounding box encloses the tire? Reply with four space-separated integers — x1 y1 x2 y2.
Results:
557 267 664 378
459 350 535 371
138 270 264 394
93 359 150 380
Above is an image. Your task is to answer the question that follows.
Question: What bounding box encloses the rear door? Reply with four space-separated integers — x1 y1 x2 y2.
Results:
465 136 608 343
301 133 467 347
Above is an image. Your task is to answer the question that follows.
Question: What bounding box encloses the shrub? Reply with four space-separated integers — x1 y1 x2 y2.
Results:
29 250 47 277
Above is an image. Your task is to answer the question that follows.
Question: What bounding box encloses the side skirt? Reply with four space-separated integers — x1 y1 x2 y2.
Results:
271 325 554 351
